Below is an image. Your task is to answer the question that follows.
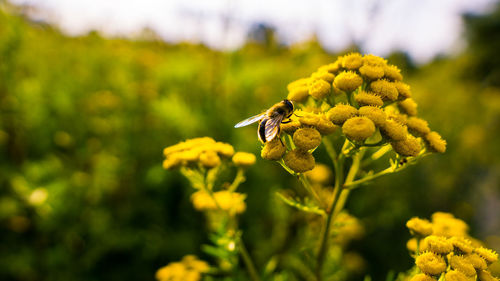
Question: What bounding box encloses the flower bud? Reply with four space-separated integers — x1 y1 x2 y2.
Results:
391 134 421 157
341 53 363 70
334 71 363 92
355 91 384 107
370 80 398 101
398 98 418 116
261 138 286 160
342 117 376 142
327 104 358 125
415 252 447 276
394 81 412 99
232 152 256 167
359 64 385 80
283 149 315 173
309 79 331 100
380 119 408 141
287 86 309 103
199 150 221 168
384 64 403 81
293 128 321 150
424 131 446 153
407 117 431 136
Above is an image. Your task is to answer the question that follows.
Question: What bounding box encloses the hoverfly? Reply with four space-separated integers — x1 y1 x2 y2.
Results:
234 99 294 143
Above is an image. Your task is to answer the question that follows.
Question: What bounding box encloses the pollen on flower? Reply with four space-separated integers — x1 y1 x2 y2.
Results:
474 247 499 264
327 104 359 125
232 152 256 167
449 237 474 254
261 138 286 160
424 235 454 254
316 115 338 135
305 163 333 185
406 217 433 237
449 254 477 277
283 149 315 173
465 253 487 270
394 81 412 99
384 64 403 81
358 106 387 127
387 112 408 125
407 117 431 136
363 54 388 67
445 270 469 281
424 131 447 153
281 118 302 134
355 90 384 107
391 134 421 157
293 127 322 150
287 85 309 103
334 71 363 92
398 98 418 116
370 79 399 101
309 79 331 100
359 64 385 80
380 119 408 141
410 273 437 281
342 117 376 142
415 251 447 276
341 52 364 70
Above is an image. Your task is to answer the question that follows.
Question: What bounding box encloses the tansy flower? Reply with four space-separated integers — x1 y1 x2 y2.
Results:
309 79 331 100
156 255 209 281
305 164 333 185
363 54 388 67
406 217 433 237
384 64 403 81
334 71 363 92
449 237 474 254
359 64 385 80
287 85 309 103
283 149 315 173
232 152 256 167
181 255 210 272
380 119 408 141
163 137 216 156
315 115 338 135
431 212 468 237
394 81 412 99
477 270 499 281
327 104 358 125
464 253 487 270
298 111 322 127
407 117 431 136
445 270 469 281
341 53 363 70
424 235 453 254
199 150 221 168
474 247 499 264
370 80 398 101
281 119 302 134
261 138 286 160
358 106 387 127
212 142 235 157
342 117 376 142
287 77 310 91
293 128 322 150
416 252 447 275
449 254 477 277
410 273 437 281
318 61 341 74
355 91 384 107
424 132 447 153
398 98 418 116
311 71 335 83
191 190 246 215
392 134 421 157
388 112 408 125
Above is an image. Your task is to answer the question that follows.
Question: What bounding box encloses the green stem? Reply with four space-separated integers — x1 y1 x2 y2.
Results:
237 238 262 281
298 174 323 207
228 168 246 192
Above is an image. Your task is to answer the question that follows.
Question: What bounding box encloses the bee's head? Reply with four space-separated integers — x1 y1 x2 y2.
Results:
283 99 294 112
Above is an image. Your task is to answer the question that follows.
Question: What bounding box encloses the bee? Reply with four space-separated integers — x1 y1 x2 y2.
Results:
234 99 294 143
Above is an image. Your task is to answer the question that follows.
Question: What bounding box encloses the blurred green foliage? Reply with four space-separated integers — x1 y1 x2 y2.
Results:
0 2 499 281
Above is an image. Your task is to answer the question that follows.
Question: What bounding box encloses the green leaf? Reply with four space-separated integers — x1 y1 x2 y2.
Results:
275 192 326 217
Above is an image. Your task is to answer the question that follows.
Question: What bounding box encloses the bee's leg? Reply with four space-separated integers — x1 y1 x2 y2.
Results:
281 119 292 124
294 113 303 117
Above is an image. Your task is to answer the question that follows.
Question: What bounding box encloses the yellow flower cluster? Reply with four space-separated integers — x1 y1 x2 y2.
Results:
406 212 499 281
284 53 446 158
163 137 256 169
156 255 209 281
191 190 246 216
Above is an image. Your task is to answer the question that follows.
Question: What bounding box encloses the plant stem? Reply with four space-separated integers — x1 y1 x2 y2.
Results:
228 168 246 192
298 173 323 207
237 238 262 281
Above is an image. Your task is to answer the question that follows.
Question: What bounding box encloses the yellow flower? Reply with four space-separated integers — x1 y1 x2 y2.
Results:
287 77 310 91
163 155 182 169
474 247 499 264
182 255 210 273
407 117 431 136
287 85 309 103
398 98 418 116
370 80 398 101
334 71 363 92
406 217 433 237
283 149 315 173
342 53 363 70
163 137 215 156
261 138 286 160
359 64 385 80
407 238 418 252
316 115 338 135
410 273 437 281
431 212 468 237
380 119 408 141
311 71 335 83
232 152 256 167
358 106 387 127
477 270 498 281
305 163 333 185
391 134 421 157
199 150 221 168
450 237 474 254
309 79 331 100
415 251 447 275
449 254 477 277
212 142 235 157
387 111 408 125
445 270 469 281
191 190 246 215
156 262 187 281
384 64 403 81
424 235 453 254
424 132 447 153
394 81 412 99
363 54 388 67
293 128 322 150
281 118 302 134
355 91 384 107
156 256 209 281
318 61 341 74
327 104 358 125
342 117 376 142
465 253 487 270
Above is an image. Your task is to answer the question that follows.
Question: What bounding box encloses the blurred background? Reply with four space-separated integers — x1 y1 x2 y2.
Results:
0 0 499 280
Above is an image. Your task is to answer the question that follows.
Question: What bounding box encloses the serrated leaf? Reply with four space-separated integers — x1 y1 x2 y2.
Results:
276 192 326 217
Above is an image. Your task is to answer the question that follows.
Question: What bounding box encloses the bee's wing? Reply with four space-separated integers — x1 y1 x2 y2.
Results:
265 115 284 142
234 113 266 128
